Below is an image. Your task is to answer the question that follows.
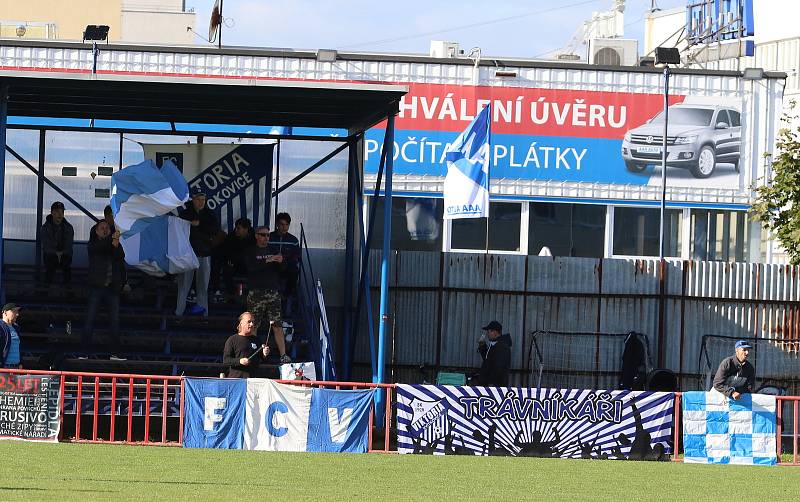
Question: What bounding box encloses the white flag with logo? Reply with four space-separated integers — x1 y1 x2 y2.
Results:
443 105 491 219
244 379 311 451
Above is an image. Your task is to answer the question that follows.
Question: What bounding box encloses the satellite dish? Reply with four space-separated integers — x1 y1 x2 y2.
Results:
208 0 222 44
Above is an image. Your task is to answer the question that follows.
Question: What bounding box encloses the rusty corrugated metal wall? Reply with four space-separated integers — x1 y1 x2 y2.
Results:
355 252 800 392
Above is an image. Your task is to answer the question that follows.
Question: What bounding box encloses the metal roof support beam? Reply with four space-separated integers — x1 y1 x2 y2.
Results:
375 113 396 424
342 137 358 379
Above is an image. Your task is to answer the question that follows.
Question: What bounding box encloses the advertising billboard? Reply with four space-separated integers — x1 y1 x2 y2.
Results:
364 83 747 192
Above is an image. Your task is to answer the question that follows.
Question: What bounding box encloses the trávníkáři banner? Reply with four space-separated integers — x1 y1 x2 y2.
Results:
183 378 374 453
397 384 674 460
0 373 61 442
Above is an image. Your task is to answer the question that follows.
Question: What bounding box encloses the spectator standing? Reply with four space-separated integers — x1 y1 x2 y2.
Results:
245 226 290 363
268 212 301 312
713 340 755 400
83 220 125 359
222 311 270 378
41 201 74 285
175 187 219 317
1 303 23 369
216 217 255 295
100 204 130 292
476 320 512 387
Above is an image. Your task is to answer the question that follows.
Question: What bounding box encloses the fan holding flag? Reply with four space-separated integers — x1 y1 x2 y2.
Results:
443 105 491 220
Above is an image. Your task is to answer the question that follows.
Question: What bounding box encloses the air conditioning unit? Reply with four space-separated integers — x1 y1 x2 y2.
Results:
588 38 638 66
430 40 461 58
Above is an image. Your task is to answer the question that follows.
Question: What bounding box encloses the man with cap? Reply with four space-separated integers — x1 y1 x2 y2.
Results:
41 201 74 285
175 187 220 317
476 320 512 387
1 303 23 369
713 340 755 400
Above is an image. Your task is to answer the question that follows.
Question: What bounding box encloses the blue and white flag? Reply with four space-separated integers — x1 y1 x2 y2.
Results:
111 159 189 236
183 378 246 449
683 390 777 465
183 379 374 452
111 159 197 276
442 105 491 220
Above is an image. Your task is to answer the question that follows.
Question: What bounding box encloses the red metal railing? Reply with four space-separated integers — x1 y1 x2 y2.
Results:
4 368 799 462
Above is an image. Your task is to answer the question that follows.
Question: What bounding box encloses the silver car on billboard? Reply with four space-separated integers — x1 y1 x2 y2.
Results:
621 103 742 178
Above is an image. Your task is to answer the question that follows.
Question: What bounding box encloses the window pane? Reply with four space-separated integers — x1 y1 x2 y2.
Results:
451 202 521 251
612 207 682 257
4 129 39 239
529 203 605 257
691 209 749 262
369 197 443 252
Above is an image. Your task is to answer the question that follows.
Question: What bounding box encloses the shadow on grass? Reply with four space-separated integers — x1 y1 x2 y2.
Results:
12 476 276 488
0 487 116 493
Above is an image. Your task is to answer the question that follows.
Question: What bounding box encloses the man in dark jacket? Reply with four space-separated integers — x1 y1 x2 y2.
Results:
218 217 255 294
476 320 512 387
83 220 125 359
268 212 301 316
1 303 23 369
713 340 755 400
41 201 74 285
223 311 270 378
175 187 220 317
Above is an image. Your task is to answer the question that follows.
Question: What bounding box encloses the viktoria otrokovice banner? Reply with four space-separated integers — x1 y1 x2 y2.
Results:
397 384 674 459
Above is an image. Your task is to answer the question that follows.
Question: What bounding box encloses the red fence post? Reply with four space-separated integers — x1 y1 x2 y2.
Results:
178 378 185 446
793 399 798 466
127 377 134 443
75 375 83 440
110 377 117 442
673 392 682 463
144 378 152 444
161 379 169 444
57 373 66 441
777 397 783 460
92 377 100 441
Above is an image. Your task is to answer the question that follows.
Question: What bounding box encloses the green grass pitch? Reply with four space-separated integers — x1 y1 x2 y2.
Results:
0 442 798 501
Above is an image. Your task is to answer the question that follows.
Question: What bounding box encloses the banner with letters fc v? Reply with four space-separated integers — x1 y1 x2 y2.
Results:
183 378 375 453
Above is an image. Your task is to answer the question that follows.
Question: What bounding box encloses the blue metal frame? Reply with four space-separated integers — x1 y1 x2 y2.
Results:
0 85 8 304
375 114 395 420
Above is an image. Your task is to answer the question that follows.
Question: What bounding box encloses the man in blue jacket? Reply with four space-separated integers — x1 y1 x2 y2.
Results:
1 303 23 369
477 320 512 387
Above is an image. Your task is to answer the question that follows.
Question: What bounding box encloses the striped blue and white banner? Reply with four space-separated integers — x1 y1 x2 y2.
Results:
142 143 274 232
397 385 674 459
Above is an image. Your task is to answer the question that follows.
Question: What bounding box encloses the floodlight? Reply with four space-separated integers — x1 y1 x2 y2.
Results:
83 25 109 42
742 67 764 80
316 49 338 63
654 47 680 65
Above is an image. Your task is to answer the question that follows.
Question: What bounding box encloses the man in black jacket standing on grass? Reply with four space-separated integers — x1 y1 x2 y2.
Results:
223 311 270 378
476 320 512 387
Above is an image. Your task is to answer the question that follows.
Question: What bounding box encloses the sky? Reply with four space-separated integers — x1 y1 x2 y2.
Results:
185 0 689 59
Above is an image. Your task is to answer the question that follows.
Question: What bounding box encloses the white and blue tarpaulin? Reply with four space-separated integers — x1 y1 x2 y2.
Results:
183 378 374 453
111 159 196 276
442 105 491 220
682 390 777 465
397 384 674 459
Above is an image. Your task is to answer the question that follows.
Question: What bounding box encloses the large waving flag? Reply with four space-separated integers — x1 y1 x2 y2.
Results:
111 159 197 276
443 105 491 219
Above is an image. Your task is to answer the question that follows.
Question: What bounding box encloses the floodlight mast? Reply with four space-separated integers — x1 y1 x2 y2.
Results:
83 25 109 75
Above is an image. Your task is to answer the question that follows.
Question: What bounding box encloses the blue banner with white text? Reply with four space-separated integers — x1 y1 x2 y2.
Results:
183 379 374 452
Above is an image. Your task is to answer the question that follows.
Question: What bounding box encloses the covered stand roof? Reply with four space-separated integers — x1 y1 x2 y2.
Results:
0 70 406 135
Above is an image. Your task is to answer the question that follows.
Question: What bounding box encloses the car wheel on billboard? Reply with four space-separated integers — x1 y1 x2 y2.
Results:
625 161 647 173
691 145 716 178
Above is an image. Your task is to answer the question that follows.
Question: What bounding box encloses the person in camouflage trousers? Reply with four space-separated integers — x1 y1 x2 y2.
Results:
244 225 290 363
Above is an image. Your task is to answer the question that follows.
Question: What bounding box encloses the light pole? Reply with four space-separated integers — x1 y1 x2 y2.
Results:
654 47 681 259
